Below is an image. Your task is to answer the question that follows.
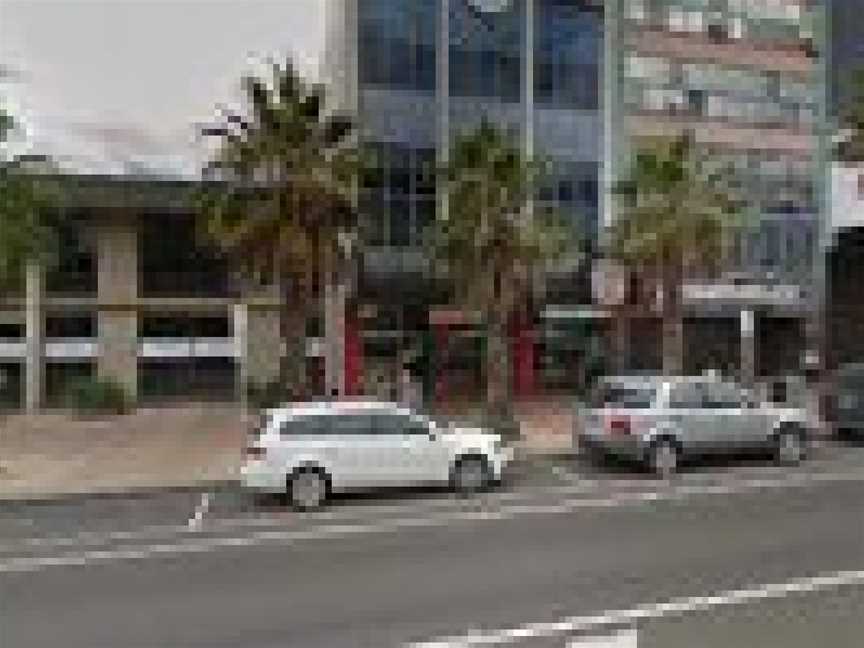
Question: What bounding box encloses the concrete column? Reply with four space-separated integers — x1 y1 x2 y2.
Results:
523 0 535 161
437 0 450 223
97 222 139 400
740 308 756 387
232 302 249 408
244 295 283 391
24 260 43 412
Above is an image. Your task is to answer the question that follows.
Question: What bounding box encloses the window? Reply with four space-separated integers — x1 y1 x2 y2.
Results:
535 0 600 108
703 382 743 409
669 383 707 409
592 384 656 409
359 0 437 92
281 416 328 436
450 0 523 102
367 413 429 436
333 414 373 436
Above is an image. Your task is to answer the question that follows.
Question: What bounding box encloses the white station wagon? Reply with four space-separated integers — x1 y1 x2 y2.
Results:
241 400 514 509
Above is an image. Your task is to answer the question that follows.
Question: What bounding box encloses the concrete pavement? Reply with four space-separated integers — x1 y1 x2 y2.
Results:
2 473 862 647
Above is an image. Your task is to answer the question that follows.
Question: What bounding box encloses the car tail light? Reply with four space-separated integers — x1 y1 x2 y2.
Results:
605 414 632 436
244 445 266 460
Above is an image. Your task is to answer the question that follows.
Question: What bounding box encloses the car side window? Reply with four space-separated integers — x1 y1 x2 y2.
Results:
280 415 328 436
402 415 432 436
669 383 706 409
333 414 376 436
365 413 430 436
703 383 743 409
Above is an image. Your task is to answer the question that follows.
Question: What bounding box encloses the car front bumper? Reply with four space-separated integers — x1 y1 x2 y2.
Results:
488 446 516 483
239 460 285 493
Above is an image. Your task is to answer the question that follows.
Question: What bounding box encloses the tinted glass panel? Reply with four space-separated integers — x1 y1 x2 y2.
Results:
669 383 706 409
703 383 743 409
281 416 328 436
333 414 375 436
592 384 656 409
365 413 423 435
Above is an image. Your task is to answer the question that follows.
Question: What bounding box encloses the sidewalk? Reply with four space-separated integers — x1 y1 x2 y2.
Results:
0 405 249 501
0 401 576 501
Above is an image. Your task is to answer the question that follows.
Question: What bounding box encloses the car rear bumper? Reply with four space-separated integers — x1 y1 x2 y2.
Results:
579 431 646 461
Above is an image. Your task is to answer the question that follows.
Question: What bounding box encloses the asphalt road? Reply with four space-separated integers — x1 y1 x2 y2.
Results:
2 439 862 541
2 456 863 648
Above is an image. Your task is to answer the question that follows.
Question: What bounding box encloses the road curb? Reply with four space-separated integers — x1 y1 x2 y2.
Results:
0 480 240 507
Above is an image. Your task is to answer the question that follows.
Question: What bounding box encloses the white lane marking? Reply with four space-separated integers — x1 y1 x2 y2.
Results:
568 628 638 648
0 482 604 553
1 470 862 573
187 492 212 529
410 569 864 647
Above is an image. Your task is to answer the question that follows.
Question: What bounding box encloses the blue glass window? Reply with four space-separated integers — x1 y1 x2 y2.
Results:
535 0 601 109
360 143 437 247
358 0 438 92
449 0 523 102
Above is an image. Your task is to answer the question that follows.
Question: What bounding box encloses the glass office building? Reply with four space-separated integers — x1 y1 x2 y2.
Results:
326 0 605 400
323 0 828 400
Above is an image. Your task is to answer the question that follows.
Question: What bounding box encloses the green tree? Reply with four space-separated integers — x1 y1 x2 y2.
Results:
427 120 576 437
610 134 743 375
196 59 362 401
836 66 864 163
0 109 61 410
0 110 59 292
0 109 13 143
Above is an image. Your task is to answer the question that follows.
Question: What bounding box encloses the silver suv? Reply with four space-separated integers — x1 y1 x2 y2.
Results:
577 375 811 477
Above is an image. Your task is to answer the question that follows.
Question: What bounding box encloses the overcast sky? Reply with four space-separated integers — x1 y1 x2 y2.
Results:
0 0 327 176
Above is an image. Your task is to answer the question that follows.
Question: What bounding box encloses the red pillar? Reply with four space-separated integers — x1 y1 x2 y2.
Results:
343 309 363 396
512 310 536 400
434 322 449 403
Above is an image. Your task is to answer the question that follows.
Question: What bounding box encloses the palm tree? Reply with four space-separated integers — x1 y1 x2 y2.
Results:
196 59 362 402
836 66 864 163
609 134 742 375
0 110 60 410
427 120 575 437
0 110 59 291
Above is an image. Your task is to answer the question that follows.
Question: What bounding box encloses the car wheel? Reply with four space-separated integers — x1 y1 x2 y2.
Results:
451 456 491 495
288 469 328 510
775 428 805 466
648 439 679 479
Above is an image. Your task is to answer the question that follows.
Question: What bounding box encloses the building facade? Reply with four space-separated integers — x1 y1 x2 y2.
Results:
326 0 606 403
0 0 829 411
604 0 828 382
0 178 318 411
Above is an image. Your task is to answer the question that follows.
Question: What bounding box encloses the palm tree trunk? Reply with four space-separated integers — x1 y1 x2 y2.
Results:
486 306 520 441
279 281 308 401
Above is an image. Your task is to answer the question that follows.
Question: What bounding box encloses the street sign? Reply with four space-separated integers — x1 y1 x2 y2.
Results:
681 281 803 305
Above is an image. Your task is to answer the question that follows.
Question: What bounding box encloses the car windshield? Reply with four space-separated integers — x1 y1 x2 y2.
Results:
249 410 272 439
591 383 656 409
